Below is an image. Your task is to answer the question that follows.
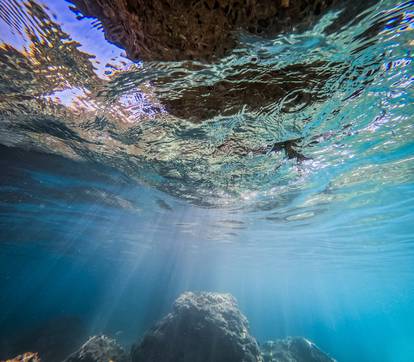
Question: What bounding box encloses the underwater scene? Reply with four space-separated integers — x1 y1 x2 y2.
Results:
0 0 413 361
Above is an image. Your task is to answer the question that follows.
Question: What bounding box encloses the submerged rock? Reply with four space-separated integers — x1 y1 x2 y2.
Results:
131 291 262 362
63 335 129 362
0 316 87 362
261 337 335 362
5 352 41 362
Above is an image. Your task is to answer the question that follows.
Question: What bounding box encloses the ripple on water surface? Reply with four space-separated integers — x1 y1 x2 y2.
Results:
0 0 412 209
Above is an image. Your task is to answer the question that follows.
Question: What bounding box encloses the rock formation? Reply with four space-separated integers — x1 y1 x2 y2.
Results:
69 0 343 62
261 337 336 362
3 293 337 362
63 335 129 362
153 60 338 123
0 316 87 362
131 291 262 362
4 352 41 362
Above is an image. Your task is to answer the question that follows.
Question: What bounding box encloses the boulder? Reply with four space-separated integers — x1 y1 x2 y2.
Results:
261 337 335 362
63 335 129 362
4 352 41 362
69 0 343 62
131 292 262 362
155 60 336 123
0 316 87 362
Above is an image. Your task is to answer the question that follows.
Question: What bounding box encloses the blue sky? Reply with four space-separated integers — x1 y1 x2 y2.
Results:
0 0 134 77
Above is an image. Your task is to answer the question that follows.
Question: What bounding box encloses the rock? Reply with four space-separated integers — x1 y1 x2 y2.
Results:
63 335 129 362
261 337 336 362
131 292 262 362
0 316 87 362
69 0 343 62
155 60 337 123
4 352 41 362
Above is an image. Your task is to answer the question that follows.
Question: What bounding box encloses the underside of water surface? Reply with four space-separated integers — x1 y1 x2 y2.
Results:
0 0 413 361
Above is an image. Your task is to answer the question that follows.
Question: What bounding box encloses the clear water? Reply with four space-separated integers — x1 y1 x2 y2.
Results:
0 0 413 361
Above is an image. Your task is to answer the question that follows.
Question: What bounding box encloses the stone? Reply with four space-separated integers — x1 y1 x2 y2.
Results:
0 316 87 362
154 60 337 123
261 337 336 362
4 352 41 362
69 0 343 62
131 291 262 362
63 335 129 362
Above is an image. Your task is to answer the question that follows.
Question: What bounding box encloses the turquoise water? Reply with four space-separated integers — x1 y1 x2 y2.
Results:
0 0 414 361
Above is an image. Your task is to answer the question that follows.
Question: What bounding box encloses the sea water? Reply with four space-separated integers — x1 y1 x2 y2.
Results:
0 0 413 361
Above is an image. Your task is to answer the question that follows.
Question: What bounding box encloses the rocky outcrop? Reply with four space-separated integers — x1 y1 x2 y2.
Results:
0 316 87 362
261 337 335 362
131 292 262 362
4 352 41 362
154 60 338 123
63 335 129 362
3 294 337 362
69 0 342 62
